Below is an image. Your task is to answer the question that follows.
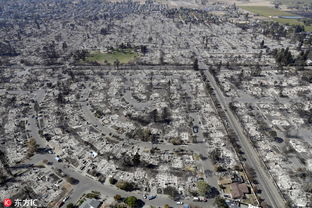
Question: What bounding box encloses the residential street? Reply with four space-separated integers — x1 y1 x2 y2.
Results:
201 66 285 208
21 86 218 208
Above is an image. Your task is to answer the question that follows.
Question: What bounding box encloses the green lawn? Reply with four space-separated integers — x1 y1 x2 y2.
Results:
240 6 312 32
275 17 303 25
240 6 295 17
305 25 312 32
85 49 139 65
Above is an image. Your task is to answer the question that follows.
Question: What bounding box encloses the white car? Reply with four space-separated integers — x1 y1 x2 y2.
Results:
176 201 184 205
62 196 69 202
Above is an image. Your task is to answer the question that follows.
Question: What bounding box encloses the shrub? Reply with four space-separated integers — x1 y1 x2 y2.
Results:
124 196 137 208
109 177 118 185
116 181 135 191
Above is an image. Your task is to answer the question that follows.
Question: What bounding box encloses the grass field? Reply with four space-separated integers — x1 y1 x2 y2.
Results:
240 6 296 17
85 49 139 65
240 6 312 32
305 25 312 32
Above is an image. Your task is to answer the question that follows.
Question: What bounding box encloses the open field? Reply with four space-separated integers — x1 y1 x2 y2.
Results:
275 18 312 32
240 6 296 17
240 6 312 32
305 25 312 32
85 49 139 65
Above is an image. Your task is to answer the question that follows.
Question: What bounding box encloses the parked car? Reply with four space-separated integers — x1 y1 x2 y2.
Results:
193 197 199 201
148 195 156 200
62 196 69 202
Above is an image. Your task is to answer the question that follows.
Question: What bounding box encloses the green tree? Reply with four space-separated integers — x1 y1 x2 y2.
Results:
116 181 135 191
163 186 179 199
214 196 229 208
124 196 137 208
196 180 211 196
27 138 38 158
85 191 100 199
285 201 292 208
66 203 74 208
274 47 294 66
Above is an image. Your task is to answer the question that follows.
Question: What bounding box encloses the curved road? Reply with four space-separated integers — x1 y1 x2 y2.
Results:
23 87 217 208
